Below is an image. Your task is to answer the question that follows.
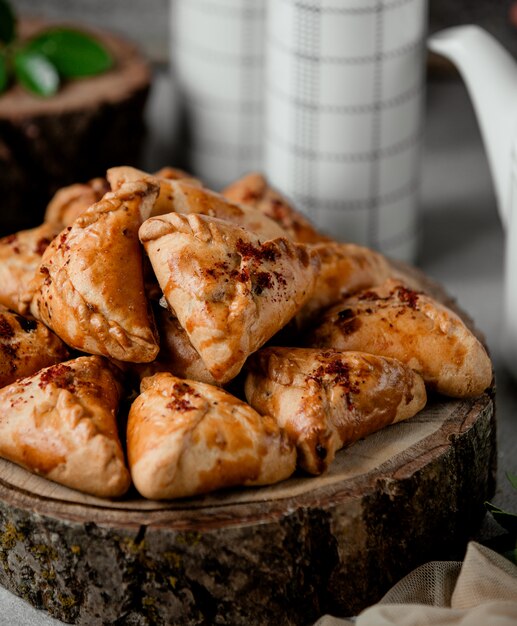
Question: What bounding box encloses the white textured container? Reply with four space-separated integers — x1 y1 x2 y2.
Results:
264 0 428 261
170 0 266 188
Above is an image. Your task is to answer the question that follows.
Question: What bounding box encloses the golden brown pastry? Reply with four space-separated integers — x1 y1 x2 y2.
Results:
297 242 395 326
31 180 160 362
153 165 201 182
0 307 69 388
127 372 296 499
245 347 426 474
222 172 331 243
307 279 493 398
139 212 320 382
151 305 218 384
120 304 218 386
0 356 130 498
166 180 290 240
107 165 202 218
109 167 290 240
0 222 61 314
44 178 110 228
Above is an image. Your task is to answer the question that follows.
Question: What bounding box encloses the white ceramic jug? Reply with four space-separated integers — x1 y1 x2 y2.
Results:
429 25 517 378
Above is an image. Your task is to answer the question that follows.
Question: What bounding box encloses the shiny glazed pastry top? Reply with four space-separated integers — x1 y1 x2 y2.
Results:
139 212 320 383
307 279 492 397
245 347 426 474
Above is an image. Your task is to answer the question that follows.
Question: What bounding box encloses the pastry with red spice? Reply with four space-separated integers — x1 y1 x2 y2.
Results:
223 172 331 244
127 372 296 499
107 165 202 218
139 212 319 383
0 222 61 314
0 356 130 497
306 279 492 398
297 241 398 327
245 347 426 474
111 168 289 241
0 307 69 388
30 180 160 362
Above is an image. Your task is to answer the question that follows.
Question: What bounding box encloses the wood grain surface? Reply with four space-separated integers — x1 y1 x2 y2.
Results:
0 387 496 625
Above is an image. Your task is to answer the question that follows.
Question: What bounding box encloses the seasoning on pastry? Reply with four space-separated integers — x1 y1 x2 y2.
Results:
245 347 426 474
0 356 130 498
127 372 296 500
111 169 290 240
222 172 331 243
297 241 396 326
44 178 110 229
171 180 290 240
0 222 61 314
139 212 320 383
0 307 69 388
306 279 492 398
107 165 202 218
30 180 160 363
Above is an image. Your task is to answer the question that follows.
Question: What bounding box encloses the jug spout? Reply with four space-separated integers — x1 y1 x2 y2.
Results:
429 25 517 226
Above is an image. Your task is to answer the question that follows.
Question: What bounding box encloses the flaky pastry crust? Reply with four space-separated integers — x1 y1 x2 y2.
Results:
0 223 61 314
223 172 331 243
107 165 202 218
0 356 130 497
140 213 320 382
297 242 396 326
307 279 493 397
0 307 69 388
119 305 218 386
30 180 160 362
245 347 426 474
127 372 296 499
44 178 110 228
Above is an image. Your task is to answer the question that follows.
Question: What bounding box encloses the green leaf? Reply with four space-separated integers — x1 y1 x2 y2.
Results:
28 28 113 78
0 51 7 94
507 472 517 491
485 501 517 534
14 49 59 97
0 0 16 45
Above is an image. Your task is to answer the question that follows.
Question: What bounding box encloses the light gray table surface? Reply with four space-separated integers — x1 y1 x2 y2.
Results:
0 73 516 625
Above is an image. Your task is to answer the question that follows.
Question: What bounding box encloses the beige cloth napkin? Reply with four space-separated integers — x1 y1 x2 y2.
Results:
315 542 517 626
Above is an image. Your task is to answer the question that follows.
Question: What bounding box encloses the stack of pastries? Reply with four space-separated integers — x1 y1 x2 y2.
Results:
0 167 492 500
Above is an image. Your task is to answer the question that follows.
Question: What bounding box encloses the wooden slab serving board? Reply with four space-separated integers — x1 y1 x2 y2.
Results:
0 266 497 625
0 390 495 625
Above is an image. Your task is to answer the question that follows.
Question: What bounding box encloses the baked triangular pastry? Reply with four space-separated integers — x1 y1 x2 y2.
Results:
127 373 296 499
0 222 61 314
245 347 426 474
0 356 130 497
139 212 320 382
30 180 160 362
117 304 219 387
223 172 331 243
148 304 218 385
44 178 109 228
297 242 395 326
161 180 288 240
0 307 69 388
110 166 288 240
307 279 492 397
107 165 202 218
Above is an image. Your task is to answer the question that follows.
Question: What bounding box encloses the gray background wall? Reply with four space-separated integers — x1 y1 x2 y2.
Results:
10 0 170 63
